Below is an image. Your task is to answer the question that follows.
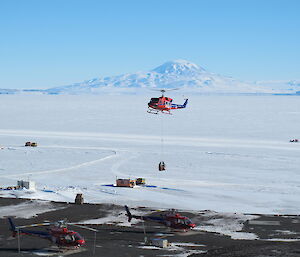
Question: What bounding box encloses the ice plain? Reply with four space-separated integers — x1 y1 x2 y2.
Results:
0 94 300 214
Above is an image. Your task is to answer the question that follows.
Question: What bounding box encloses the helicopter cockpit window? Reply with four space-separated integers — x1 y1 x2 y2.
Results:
184 219 192 225
74 233 83 241
151 98 159 103
177 219 184 224
64 234 75 243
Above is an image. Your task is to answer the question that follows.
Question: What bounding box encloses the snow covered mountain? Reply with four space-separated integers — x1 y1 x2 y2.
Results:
45 60 268 95
1 60 299 94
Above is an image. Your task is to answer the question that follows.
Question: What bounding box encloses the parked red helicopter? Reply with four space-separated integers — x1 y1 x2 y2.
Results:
147 89 188 114
125 206 196 230
8 218 97 249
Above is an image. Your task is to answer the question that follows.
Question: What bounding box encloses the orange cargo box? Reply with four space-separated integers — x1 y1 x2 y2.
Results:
116 179 135 188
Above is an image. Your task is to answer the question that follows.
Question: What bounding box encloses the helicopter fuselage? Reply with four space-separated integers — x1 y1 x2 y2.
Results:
148 96 187 114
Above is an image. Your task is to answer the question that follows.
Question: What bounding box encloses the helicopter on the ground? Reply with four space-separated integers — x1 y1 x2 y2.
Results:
125 206 196 230
8 218 97 248
147 89 188 114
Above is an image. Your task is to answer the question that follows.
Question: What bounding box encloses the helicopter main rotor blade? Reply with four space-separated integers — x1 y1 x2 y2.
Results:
67 223 99 232
150 88 179 92
17 222 52 229
16 219 69 229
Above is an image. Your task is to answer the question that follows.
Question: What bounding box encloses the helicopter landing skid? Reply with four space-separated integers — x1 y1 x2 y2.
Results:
147 109 159 114
161 110 172 115
147 108 172 115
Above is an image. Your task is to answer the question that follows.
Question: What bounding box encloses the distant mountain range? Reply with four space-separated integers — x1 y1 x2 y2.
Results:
1 60 300 95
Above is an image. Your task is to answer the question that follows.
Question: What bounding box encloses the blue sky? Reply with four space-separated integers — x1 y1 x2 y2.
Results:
0 0 299 89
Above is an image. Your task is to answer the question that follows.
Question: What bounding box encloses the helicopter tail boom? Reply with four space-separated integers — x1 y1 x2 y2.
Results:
8 218 16 232
171 99 188 109
125 205 133 222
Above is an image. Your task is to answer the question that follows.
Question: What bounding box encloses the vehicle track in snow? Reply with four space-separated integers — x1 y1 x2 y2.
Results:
0 146 117 178
110 150 141 178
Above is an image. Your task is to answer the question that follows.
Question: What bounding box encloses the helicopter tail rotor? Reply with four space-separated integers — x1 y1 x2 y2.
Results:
183 99 188 107
125 205 132 222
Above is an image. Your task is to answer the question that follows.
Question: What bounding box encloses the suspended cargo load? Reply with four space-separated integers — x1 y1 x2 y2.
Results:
158 161 166 171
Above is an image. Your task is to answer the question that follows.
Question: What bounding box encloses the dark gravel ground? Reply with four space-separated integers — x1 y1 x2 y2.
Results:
0 197 300 257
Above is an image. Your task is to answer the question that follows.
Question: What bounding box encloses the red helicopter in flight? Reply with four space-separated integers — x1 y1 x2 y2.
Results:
8 218 97 249
147 89 188 115
125 206 196 230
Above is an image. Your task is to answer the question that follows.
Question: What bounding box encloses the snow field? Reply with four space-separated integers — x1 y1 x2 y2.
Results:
0 95 299 214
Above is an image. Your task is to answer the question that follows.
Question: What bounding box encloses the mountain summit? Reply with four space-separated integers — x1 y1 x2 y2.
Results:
152 60 204 75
